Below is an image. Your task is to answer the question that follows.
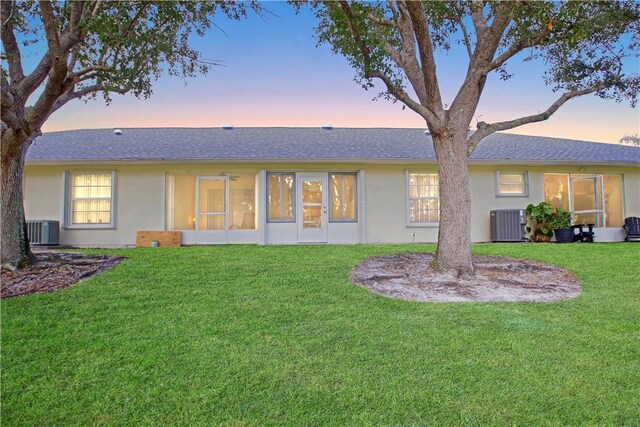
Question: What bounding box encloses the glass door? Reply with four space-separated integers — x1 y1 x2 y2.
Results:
196 177 227 243
570 175 604 227
297 173 328 243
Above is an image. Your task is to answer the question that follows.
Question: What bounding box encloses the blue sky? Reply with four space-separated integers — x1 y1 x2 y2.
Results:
43 2 639 143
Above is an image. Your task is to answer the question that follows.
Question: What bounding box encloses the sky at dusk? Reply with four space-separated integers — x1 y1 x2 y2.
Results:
42 2 639 144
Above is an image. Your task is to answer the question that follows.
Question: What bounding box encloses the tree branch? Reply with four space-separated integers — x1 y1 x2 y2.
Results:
72 65 112 79
1 0 25 85
403 0 444 119
1 75 23 130
48 84 129 117
379 2 429 109
488 28 551 73
337 1 372 71
39 0 63 57
466 82 606 155
336 0 439 125
470 0 488 37
64 0 85 36
454 8 473 61
386 0 399 22
25 0 70 132
14 2 91 101
449 2 513 129
367 12 394 27
369 70 430 119
393 0 437 110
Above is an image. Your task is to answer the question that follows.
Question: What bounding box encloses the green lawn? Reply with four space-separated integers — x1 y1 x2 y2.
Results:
2 244 639 426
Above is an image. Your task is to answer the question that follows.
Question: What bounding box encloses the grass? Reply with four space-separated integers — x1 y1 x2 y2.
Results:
2 243 639 426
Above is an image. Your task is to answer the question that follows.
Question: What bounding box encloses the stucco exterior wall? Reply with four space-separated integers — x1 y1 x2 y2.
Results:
25 166 165 247
364 164 640 243
24 162 640 246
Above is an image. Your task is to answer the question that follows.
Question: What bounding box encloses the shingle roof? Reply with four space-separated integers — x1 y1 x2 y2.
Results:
25 127 640 164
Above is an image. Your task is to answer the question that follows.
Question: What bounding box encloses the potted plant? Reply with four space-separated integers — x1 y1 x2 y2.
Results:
525 202 554 242
549 208 574 243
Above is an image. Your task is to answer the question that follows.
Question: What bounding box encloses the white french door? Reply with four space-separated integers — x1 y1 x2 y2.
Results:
196 176 227 244
296 173 328 243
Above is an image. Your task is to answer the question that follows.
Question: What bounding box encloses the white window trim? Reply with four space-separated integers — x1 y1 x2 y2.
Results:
329 172 358 223
266 172 296 223
63 171 116 229
406 170 440 227
495 170 529 197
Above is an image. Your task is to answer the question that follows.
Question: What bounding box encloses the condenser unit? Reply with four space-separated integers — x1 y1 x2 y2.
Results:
490 209 526 242
26 220 60 245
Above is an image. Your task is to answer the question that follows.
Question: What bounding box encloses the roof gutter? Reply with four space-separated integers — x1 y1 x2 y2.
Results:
24 158 640 167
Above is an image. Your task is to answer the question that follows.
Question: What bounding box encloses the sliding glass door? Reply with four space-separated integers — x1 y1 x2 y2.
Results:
197 177 226 231
166 173 257 244
196 177 226 243
570 175 604 227
544 173 624 228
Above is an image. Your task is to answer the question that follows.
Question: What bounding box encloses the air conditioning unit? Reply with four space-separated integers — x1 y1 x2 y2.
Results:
26 220 60 245
490 209 526 242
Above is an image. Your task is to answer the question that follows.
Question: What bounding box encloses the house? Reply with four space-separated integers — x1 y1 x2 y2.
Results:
24 127 640 246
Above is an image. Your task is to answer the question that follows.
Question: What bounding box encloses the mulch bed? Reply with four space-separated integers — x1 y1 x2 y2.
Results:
350 253 581 302
1 252 124 298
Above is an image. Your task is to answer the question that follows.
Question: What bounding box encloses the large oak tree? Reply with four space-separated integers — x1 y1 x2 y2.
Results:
1 0 256 268
306 0 639 277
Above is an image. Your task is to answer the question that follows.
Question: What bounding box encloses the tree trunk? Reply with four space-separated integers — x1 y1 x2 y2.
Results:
1 131 34 268
433 132 474 278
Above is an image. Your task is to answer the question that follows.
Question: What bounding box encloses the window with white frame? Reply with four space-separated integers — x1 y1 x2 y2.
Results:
330 173 357 222
496 171 528 196
407 172 439 224
267 173 295 222
66 172 114 227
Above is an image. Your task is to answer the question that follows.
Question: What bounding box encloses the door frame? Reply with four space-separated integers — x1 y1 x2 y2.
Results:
296 172 328 243
570 175 606 227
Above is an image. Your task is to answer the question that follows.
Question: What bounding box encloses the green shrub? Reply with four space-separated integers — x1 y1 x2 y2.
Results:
549 208 572 230
526 202 554 236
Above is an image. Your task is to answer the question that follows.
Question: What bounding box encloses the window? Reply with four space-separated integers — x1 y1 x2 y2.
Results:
603 174 624 228
166 173 257 231
66 172 114 227
330 173 357 222
543 173 624 228
408 172 439 224
496 171 528 196
267 173 295 222
544 173 570 211
228 174 256 229
166 174 196 230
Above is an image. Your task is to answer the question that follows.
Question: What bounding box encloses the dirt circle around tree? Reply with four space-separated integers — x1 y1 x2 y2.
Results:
350 253 581 302
1 251 124 298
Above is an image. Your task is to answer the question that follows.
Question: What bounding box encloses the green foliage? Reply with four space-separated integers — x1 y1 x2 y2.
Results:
2 244 640 425
620 133 640 146
312 2 400 94
526 201 555 236
549 208 573 230
306 1 640 107
527 203 573 235
2 1 259 103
